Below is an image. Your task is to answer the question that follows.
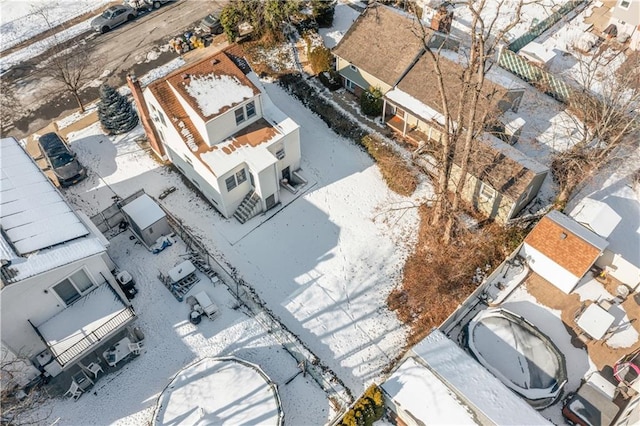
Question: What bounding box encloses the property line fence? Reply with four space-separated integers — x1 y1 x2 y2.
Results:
156 204 354 413
508 0 586 53
498 48 572 104
89 189 145 234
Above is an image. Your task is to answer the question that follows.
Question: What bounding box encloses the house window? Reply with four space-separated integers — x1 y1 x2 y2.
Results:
349 64 358 72
236 169 247 184
235 108 245 125
185 156 193 166
345 79 356 92
158 111 167 126
52 270 95 305
620 0 630 8
275 147 285 160
225 175 237 192
518 185 534 207
479 182 496 202
246 101 256 118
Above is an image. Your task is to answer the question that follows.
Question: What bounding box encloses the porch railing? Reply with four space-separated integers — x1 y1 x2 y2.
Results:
44 306 136 367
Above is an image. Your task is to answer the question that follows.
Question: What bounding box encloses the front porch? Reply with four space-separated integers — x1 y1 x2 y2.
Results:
385 115 431 147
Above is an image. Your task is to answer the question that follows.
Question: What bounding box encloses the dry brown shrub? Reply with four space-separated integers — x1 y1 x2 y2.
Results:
362 135 418 197
389 205 529 346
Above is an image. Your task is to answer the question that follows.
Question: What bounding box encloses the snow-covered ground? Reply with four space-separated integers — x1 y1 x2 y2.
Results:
319 2 361 49
0 0 110 52
42 232 331 425
49 77 419 423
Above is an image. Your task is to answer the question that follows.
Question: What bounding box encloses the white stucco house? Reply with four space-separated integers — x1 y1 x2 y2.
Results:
0 137 135 382
135 46 302 223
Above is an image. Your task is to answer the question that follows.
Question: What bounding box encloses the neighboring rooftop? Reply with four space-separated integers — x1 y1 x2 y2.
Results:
332 4 426 86
524 210 609 278
410 329 549 425
0 137 89 255
0 137 106 285
121 193 166 230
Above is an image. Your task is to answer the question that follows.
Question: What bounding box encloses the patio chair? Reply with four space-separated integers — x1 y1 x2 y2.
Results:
86 362 104 379
577 332 591 347
129 341 144 356
64 381 83 401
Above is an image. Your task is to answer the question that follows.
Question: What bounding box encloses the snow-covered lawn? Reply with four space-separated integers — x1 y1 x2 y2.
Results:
43 232 331 425
319 2 361 49
0 0 110 53
54 79 418 423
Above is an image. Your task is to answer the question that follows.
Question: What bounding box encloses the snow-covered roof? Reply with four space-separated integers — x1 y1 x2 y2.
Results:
411 329 549 425
570 198 622 238
154 357 283 425
37 283 133 365
198 72 299 176
0 138 107 285
546 210 609 252
381 357 478 424
520 41 557 65
121 193 166 231
386 88 446 127
184 74 255 117
0 137 89 255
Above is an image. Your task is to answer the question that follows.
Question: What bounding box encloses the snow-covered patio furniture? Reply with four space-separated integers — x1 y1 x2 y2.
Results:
128 341 144 356
86 362 104 379
64 381 83 400
194 291 219 320
576 303 615 340
103 337 133 367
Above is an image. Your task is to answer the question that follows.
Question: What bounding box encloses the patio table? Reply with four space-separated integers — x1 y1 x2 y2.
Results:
102 337 132 367
577 303 615 340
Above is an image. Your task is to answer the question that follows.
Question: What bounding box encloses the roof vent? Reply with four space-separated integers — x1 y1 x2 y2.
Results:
560 232 567 240
212 58 220 65
182 73 190 80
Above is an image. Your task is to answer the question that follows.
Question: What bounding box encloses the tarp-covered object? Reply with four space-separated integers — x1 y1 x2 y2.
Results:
465 308 567 409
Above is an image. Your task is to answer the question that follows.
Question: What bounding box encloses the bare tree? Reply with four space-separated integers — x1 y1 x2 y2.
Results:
1 348 50 426
0 80 26 136
413 0 532 243
552 48 640 206
32 6 104 113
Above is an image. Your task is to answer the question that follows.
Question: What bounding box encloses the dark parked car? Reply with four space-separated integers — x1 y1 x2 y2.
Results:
199 13 223 34
91 5 137 33
37 132 86 187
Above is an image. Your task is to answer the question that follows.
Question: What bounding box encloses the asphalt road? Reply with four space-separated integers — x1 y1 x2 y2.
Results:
4 0 225 139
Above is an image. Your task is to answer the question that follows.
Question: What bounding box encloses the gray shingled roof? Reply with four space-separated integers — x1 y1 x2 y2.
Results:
332 4 426 86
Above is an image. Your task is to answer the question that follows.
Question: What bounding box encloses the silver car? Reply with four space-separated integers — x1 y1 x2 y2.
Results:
91 5 137 34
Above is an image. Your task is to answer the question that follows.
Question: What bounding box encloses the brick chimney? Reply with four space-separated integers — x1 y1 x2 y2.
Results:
431 5 454 34
126 73 166 160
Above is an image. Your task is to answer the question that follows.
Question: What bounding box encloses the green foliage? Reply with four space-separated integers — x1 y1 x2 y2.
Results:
220 2 242 42
360 86 383 117
311 0 335 27
309 45 332 74
338 385 385 426
97 84 138 135
318 69 342 91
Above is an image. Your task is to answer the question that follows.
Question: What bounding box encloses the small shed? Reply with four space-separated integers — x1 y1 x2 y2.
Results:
519 210 609 293
121 194 171 248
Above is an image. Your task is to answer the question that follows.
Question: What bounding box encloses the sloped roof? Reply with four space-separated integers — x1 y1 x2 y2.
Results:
525 210 608 278
396 52 510 130
162 50 259 122
0 137 105 285
457 133 547 200
332 4 426 86
411 329 549 425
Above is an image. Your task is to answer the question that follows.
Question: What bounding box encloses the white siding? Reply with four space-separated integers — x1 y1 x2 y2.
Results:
205 95 263 146
520 243 580 293
0 255 123 357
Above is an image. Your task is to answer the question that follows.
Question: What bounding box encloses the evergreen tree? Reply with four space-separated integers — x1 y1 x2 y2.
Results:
312 0 335 28
97 84 139 135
